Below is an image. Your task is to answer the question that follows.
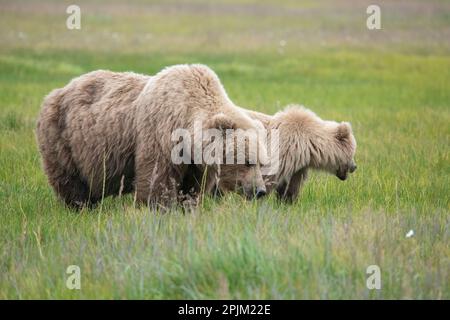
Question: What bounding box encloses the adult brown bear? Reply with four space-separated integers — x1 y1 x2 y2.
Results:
36 64 267 209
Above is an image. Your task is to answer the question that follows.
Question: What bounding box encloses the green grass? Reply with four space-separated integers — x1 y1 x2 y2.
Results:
0 0 449 299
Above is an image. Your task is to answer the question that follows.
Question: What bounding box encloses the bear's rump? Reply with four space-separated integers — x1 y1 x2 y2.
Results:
59 71 147 197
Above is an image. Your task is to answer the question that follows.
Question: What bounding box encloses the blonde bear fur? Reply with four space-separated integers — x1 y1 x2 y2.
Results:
227 105 358 202
36 64 266 209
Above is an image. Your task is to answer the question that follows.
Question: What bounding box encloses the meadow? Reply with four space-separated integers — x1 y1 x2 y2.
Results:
0 0 449 299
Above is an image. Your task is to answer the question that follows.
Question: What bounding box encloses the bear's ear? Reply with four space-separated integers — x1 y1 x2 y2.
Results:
336 122 352 142
208 113 236 131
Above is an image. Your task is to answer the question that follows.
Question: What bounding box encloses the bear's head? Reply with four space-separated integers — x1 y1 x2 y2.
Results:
206 113 267 199
270 105 357 182
331 122 357 181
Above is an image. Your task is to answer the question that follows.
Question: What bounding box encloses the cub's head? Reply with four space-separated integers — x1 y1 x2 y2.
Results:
332 122 357 181
271 105 357 182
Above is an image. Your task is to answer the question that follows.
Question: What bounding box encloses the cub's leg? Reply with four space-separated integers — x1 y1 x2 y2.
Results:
276 168 308 203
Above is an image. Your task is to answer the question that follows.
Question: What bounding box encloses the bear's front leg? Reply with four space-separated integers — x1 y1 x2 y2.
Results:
181 164 221 197
134 155 183 209
276 168 308 203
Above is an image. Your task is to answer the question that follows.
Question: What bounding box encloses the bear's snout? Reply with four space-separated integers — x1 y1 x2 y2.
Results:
336 171 348 181
337 162 357 180
243 185 266 199
255 187 267 199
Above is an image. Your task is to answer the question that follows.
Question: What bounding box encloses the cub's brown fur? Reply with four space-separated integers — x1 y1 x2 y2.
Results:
226 105 358 202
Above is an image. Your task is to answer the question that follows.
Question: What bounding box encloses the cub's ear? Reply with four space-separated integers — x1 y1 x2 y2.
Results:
336 122 352 142
207 113 236 131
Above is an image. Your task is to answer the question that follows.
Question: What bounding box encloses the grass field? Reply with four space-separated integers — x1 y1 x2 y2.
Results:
0 0 449 299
